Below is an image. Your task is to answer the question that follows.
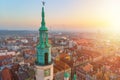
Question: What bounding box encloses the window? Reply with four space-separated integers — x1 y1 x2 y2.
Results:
45 53 48 65
44 69 50 77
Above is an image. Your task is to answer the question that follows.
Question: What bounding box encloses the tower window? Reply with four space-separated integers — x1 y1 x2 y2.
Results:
45 53 48 65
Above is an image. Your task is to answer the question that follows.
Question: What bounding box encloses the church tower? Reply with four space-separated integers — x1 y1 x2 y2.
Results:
35 1 53 80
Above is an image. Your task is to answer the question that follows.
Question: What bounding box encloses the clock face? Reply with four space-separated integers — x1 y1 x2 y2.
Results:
44 69 50 77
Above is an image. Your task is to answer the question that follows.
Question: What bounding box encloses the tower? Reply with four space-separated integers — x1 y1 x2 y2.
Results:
73 73 77 80
35 1 53 80
64 72 70 80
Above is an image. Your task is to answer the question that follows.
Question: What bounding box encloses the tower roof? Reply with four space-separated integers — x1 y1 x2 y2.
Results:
36 1 51 65
64 72 70 78
73 73 77 80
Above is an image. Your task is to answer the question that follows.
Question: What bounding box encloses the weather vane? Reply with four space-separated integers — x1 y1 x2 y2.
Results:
42 0 45 6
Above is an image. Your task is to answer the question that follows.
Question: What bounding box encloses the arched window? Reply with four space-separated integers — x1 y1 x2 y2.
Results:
45 53 48 65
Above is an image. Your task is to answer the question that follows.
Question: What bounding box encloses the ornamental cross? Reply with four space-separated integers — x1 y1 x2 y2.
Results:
42 0 45 6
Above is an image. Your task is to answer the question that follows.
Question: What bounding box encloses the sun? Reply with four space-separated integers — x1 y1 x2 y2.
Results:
104 0 120 34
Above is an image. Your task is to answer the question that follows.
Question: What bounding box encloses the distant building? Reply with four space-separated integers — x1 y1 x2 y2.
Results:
54 60 71 80
0 51 16 56
0 48 8 53
1 67 13 80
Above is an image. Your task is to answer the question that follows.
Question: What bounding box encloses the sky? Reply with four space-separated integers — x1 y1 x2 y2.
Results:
0 0 120 32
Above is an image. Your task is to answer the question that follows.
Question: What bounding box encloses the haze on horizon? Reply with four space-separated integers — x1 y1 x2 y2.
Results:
0 0 120 32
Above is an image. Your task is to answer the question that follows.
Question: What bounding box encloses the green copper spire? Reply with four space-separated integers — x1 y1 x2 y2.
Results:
39 2 48 31
38 1 50 48
36 1 52 66
64 72 70 78
73 73 77 80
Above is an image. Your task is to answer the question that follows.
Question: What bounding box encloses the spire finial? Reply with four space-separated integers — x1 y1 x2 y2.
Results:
42 0 45 6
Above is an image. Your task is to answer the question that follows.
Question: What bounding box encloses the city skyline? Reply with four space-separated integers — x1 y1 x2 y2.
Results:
0 0 120 32
1 1 120 80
